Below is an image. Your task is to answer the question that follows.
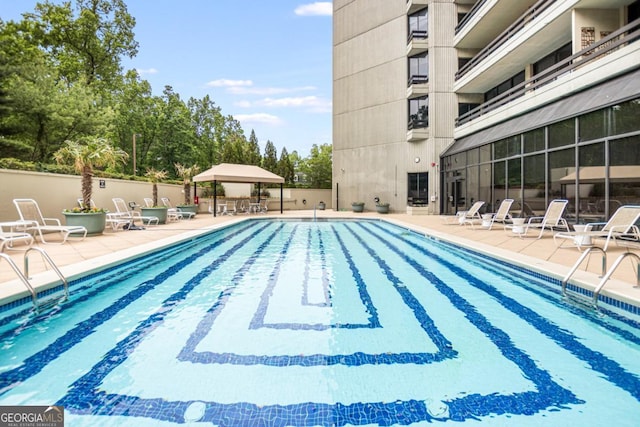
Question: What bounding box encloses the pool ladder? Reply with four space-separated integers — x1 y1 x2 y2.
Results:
0 247 68 313
561 246 640 308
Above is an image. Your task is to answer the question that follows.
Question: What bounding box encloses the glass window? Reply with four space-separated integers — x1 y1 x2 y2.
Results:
467 148 479 165
523 154 546 217
523 128 545 153
479 144 491 163
467 165 480 210
579 109 607 142
408 172 429 205
506 135 521 157
549 148 575 218
577 142 605 220
533 42 572 75
408 52 428 85
408 96 428 129
408 8 428 39
507 158 522 203
610 135 640 212
494 160 506 208
494 139 507 159
548 118 575 149
612 98 640 135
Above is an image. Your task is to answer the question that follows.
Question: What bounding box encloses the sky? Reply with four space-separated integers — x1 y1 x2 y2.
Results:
0 0 333 157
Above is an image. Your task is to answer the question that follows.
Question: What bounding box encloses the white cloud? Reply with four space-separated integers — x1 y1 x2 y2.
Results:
236 96 332 112
295 2 332 16
235 113 283 125
206 79 253 87
228 85 316 96
136 68 158 75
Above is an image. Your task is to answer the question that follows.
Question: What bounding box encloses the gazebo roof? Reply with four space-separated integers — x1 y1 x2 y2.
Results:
193 163 284 184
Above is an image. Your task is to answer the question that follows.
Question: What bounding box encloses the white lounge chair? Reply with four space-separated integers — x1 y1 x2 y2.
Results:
0 221 34 251
506 199 569 239
13 198 87 244
483 199 514 230
442 201 485 225
553 205 640 251
161 197 195 220
111 198 159 227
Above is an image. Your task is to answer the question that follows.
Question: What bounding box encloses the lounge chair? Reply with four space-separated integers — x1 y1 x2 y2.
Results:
13 198 87 244
505 199 569 239
484 199 514 230
442 201 485 225
553 205 640 251
0 221 34 251
161 197 195 220
111 198 159 227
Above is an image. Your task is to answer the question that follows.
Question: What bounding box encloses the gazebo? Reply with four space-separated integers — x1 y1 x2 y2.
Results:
192 163 285 216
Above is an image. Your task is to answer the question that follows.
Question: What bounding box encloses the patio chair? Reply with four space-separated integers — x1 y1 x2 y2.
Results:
553 205 640 251
13 198 87 244
0 222 34 251
442 201 485 225
161 197 196 221
111 198 159 228
505 199 569 239
473 199 514 230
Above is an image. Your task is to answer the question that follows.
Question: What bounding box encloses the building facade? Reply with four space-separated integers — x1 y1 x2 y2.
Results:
333 0 640 222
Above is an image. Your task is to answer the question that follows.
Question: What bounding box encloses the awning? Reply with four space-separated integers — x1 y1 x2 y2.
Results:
193 163 284 184
559 165 640 183
192 163 285 217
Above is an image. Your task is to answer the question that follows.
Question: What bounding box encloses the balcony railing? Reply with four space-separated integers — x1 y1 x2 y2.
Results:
408 116 429 130
455 0 556 81
408 30 427 42
455 18 640 127
455 0 488 35
408 75 429 85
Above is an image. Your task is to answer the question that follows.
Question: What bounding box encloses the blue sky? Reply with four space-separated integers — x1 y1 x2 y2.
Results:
0 1 333 157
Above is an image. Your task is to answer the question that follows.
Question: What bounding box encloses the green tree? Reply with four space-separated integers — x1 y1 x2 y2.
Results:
188 95 224 169
53 136 128 210
245 129 262 166
300 143 332 189
277 147 294 184
262 140 278 173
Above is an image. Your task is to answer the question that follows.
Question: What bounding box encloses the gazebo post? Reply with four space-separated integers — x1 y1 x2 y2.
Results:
280 184 283 214
213 180 217 217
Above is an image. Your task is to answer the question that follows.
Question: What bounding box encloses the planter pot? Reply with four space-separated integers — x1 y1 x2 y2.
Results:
63 211 106 236
141 207 168 224
351 203 364 213
376 204 390 214
318 202 326 210
177 205 198 215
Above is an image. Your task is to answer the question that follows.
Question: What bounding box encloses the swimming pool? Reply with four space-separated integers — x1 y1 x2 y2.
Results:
0 219 639 426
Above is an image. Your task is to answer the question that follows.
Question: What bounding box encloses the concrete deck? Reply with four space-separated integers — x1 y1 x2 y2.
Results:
1 210 639 314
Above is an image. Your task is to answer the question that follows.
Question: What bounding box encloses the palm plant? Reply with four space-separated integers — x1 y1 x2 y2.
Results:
54 137 128 212
145 168 168 207
175 163 200 205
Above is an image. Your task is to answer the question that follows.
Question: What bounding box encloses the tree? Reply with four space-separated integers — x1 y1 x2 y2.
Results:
262 140 278 173
245 129 262 166
188 95 224 169
175 163 200 205
145 167 167 207
300 143 332 188
277 147 294 184
53 136 128 210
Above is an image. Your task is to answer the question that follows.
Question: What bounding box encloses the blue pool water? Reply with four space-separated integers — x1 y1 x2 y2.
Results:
0 219 639 426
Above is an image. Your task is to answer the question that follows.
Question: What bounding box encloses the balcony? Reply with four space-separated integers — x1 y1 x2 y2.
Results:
407 32 428 56
407 75 429 99
406 0 428 15
455 19 640 127
407 113 429 142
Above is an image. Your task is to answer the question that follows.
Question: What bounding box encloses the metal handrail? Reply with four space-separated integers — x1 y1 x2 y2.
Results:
0 253 37 310
24 247 69 302
561 246 607 302
592 252 640 308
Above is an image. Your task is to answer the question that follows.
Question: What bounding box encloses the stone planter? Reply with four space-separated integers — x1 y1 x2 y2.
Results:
141 207 168 224
351 203 364 213
375 204 390 214
63 211 106 236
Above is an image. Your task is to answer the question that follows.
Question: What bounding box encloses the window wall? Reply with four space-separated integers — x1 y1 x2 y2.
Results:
441 97 640 221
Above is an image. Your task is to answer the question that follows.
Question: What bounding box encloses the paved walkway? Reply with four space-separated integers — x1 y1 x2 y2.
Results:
1 210 639 312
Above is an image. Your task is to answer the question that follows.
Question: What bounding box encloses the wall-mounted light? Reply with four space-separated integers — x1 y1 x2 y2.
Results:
414 157 420 163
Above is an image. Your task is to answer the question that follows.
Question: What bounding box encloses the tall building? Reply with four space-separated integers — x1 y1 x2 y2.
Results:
333 0 640 222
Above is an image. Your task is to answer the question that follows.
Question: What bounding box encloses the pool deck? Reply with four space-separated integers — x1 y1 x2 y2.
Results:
1 210 639 313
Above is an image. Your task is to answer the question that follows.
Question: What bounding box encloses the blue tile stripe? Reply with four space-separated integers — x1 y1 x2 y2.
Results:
366 221 640 402
0 221 267 393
